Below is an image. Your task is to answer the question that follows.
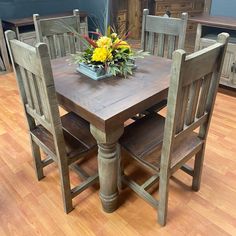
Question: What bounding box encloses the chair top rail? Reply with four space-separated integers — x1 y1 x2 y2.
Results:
182 42 225 86
145 15 186 36
33 9 80 37
8 39 41 77
36 17 79 36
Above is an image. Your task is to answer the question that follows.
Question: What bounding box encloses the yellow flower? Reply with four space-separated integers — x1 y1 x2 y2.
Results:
97 36 112 48
92 48 113 63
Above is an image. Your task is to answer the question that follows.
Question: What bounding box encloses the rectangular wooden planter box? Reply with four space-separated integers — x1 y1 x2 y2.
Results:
76 63 113 80
77 61 137 80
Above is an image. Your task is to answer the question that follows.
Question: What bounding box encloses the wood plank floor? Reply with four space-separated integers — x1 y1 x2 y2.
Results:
0 72 236 235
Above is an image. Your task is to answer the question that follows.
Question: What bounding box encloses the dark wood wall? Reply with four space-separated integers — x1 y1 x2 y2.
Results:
112 0 206 52
111 0 151 37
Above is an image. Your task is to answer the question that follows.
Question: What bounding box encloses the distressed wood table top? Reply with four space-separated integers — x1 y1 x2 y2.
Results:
52 55 172 131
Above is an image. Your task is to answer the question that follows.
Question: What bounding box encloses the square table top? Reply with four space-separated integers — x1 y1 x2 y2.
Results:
52 56 171 131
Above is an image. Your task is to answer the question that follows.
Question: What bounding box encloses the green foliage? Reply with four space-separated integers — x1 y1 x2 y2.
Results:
68 24 150 78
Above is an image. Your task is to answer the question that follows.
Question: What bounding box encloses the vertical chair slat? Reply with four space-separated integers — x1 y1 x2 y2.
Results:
145 32 150 52
186 79 202 125
157 34 165 57
57 34 66 57
27 70 42 115
19 66 34 109
148 32 155 54
47 36 56 59
68 33 76 54
197 73 212 118
175 85 190 133
167 35 176 59
35 75 50 120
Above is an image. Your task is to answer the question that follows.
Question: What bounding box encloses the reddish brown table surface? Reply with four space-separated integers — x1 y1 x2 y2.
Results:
52 56 171 132
189 15 236 30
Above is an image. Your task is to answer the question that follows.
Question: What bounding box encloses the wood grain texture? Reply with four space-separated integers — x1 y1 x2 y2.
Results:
0 72 236 235
52 55 171 132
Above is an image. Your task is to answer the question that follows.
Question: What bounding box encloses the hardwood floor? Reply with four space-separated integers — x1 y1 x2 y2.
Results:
0 72 236 235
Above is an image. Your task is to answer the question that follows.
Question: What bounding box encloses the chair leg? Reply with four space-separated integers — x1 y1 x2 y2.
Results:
31 139 44 181
158 170 170 226
192 148 205 191
58 163 74 213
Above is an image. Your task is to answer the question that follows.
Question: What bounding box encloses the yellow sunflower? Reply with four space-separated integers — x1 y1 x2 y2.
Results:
92 48 113 63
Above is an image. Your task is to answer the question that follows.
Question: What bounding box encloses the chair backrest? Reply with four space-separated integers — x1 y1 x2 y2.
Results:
0 19 11 72
33 9 81 59
162 33 229 167
5 30 67 157
141 9 188 59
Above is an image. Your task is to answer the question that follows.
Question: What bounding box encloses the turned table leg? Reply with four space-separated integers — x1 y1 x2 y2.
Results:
90 125 124 213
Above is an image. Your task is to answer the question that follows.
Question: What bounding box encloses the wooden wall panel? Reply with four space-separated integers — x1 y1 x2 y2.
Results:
113 0 206 50
154 0 205 52
128 0 142 39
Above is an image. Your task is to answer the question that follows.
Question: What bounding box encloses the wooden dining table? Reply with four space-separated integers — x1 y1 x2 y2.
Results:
52 55 172 213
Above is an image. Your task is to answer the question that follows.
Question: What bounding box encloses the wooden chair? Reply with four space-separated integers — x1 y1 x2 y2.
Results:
0 19 11 73
5 30 98 214
141 9 188 113
33 9 85 59
141 9 188 59
120 33 229 226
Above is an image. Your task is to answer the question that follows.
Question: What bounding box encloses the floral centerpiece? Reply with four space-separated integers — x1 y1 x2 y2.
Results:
72 27 148 80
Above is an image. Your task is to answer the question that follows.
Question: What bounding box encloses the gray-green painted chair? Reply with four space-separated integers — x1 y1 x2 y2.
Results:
5 30 98 214
141 9 188 59
120 33 229 226
33 9 86 59
142 9 188 114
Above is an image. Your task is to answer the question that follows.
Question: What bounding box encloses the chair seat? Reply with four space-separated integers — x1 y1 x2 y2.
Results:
120 113 203 171
61 112 96 150
31 112 97 162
